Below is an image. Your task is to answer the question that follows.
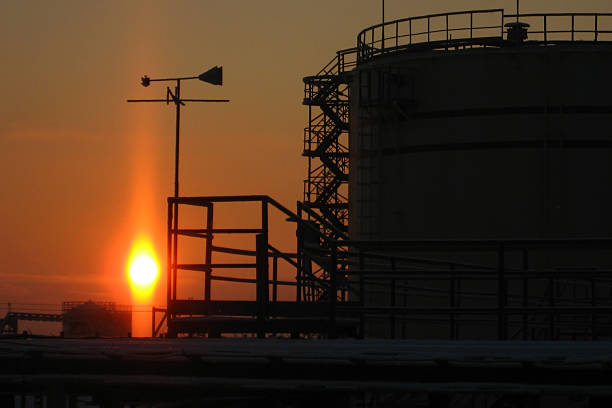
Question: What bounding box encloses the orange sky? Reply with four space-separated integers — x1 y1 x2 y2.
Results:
1 0 609 335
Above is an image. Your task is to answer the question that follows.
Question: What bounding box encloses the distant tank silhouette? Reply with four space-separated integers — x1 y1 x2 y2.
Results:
62 301 131 338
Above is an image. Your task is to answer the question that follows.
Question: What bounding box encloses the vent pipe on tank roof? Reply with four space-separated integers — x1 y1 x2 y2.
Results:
505 22 530 44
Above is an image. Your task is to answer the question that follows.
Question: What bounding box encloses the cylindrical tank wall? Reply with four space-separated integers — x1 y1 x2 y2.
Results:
350 44 612 241
348 44 612 339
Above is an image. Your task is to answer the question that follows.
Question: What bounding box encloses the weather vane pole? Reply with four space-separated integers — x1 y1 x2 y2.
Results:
127 66 229 198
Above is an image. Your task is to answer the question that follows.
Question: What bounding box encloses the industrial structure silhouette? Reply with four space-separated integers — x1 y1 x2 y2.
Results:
3 8 612 408
162 9 612 343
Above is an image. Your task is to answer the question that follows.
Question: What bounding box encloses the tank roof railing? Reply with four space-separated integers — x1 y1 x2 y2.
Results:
357 10 612 64
504 13 612 44
357 9 505 63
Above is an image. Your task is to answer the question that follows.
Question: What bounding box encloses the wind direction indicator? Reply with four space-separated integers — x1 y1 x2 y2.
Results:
127 66 229 198
198 66 223 85
128 68 228 324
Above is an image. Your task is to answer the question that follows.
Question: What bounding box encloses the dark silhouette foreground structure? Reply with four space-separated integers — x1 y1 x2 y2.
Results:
3 338 612 407
3 8 612 408
163 10 612 342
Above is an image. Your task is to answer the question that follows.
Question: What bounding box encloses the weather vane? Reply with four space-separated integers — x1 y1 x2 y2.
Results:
127 66 229 198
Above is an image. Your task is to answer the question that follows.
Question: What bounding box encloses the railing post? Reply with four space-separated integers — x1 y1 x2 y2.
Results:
522 248 529 340
450 264 456 340
167 198 178 339
571 15 575 41
296 202 303 303
445 14 449 50
329 243 338 339
273 256 278 303
592 278 598 340
390 258 396 339
204 203 214 302
358 37 363 62
470 12 473 39
427 17 431 43
151 307 156 338
256 233 269 339
172 202 178 303
549 273 555 340
256 198 270 339
544 15 548 44
595 15 599 42
409 19 412 45
166 199 172 311
359 250 365 339
371 29 374 51
262 198 269 257
497 242 506 340
395 21 399 48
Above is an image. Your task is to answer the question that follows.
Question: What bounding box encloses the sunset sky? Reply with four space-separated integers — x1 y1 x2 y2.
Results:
1 0 609 335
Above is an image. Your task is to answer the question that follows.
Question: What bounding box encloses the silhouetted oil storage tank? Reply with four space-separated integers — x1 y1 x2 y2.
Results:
339 10 612 340
350 12 612 241
62 301 132 338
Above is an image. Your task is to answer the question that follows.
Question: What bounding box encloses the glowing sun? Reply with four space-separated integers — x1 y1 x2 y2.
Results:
127 237 159 299
129 254 158 286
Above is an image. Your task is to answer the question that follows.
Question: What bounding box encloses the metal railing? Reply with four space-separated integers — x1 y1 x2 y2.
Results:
327 238 612 340
164 196 325 337
161 195 612 340
357 10 612 64
357 9 505 63
505 13 612 43
306 47 358 79
62 301 132 313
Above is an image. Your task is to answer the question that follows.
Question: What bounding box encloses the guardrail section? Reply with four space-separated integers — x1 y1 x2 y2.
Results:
357 10 612 63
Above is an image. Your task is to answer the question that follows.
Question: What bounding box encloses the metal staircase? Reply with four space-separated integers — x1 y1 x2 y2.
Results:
302 48 356 239
299 49 357 304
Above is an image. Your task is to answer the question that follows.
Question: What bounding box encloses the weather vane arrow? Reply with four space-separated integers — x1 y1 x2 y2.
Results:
126 66 230 198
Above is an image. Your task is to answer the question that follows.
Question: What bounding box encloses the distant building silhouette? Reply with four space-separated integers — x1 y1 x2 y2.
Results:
62 301 131 338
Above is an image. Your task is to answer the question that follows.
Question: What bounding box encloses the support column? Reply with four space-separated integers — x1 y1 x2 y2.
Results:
256 233 269 339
